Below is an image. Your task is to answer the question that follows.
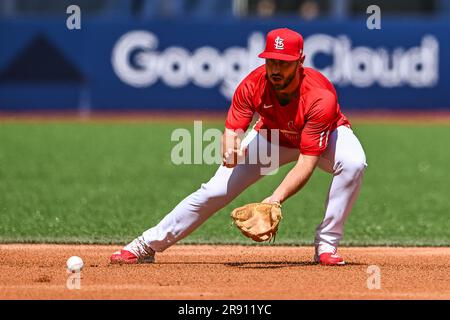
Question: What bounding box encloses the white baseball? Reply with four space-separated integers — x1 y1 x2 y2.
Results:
66 256 84 273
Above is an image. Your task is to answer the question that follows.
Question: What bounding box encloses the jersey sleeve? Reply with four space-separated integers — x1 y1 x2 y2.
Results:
300 91 338 156
225 81 255 131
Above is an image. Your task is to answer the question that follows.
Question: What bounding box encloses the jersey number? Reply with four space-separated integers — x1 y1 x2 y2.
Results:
319 130 330 148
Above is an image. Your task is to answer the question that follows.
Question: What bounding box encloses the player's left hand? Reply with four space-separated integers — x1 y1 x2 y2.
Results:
230 202 283 242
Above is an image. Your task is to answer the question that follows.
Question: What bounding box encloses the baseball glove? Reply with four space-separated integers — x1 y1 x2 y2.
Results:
230 202 282 242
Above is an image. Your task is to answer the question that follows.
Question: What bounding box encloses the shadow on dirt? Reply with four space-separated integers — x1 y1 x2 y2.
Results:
130 261 366 269
223 261 365 269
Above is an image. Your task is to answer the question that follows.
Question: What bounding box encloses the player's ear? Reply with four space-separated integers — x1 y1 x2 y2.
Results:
299 54 305 65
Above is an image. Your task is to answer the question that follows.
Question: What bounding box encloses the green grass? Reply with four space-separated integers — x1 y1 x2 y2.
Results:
0 121 449 246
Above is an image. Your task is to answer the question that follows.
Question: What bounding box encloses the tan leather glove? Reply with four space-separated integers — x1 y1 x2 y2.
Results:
231 202 282 242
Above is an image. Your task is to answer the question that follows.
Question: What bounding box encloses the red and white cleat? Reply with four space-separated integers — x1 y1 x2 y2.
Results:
314 252 345 266
110 236 155 264
314 244 345 266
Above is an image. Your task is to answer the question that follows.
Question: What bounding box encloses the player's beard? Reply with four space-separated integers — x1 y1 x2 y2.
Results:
271 67 298 91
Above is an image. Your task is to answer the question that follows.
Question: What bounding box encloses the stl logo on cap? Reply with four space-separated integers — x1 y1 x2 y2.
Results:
274 36 284 50
258 28 303 61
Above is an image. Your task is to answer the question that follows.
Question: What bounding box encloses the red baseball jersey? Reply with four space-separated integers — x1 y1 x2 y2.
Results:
225 65 351 156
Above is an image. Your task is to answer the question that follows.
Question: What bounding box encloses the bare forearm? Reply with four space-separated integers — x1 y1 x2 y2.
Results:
270 154 319 203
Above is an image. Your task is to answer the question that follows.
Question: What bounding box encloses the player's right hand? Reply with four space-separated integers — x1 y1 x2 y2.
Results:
222 148 245 168
222 129 244 168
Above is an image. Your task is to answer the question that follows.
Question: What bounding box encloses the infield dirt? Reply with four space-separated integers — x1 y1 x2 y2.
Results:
0 244 449 300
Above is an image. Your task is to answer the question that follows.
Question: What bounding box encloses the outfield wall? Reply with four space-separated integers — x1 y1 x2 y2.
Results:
0 19 449 111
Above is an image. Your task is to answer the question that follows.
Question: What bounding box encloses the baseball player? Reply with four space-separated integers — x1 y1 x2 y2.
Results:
111 28 367 266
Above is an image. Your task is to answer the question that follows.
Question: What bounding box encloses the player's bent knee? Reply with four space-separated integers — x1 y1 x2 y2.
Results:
344 159 367 179
335 158 366 180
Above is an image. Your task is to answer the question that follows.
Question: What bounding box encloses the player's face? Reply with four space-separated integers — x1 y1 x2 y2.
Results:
265 59 299 91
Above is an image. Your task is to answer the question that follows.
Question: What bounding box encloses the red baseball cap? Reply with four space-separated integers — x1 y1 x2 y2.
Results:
258 28 304 61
